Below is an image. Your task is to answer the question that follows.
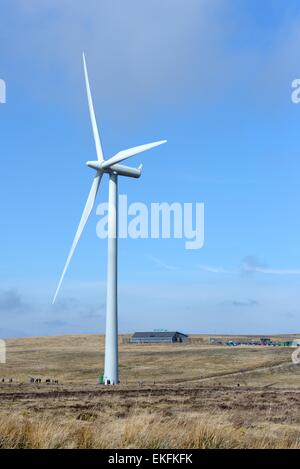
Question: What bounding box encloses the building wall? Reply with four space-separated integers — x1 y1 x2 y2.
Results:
131 337 174 343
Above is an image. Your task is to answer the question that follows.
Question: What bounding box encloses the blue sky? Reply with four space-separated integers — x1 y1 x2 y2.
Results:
1 0 300 337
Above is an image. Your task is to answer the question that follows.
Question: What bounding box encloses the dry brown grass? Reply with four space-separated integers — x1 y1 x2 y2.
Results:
1 333 300 448
0 410 300 449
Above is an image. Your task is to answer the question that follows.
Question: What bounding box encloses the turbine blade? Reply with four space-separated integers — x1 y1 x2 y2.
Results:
101 140 167 169
52 172 103 304
83 53 104 162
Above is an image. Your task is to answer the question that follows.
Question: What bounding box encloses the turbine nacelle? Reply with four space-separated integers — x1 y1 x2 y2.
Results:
86 160 143 178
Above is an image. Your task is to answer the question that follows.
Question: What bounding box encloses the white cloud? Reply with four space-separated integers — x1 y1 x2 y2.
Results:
2 0 235 110
241 257 300 276
147 254 178 271
3 0 300 121
246 266 300 275
198 264 234 274
198 257 300 276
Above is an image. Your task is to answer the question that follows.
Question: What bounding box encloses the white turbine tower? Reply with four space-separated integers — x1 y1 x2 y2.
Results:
52 54 166 385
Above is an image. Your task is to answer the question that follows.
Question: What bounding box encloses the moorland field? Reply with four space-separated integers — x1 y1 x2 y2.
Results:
1 334 300 448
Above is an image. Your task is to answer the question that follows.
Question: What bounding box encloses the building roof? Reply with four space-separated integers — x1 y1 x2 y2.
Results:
132 331 188 338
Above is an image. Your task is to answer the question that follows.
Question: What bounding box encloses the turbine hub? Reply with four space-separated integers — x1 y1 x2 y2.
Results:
86 160 102 171
86 160 142 179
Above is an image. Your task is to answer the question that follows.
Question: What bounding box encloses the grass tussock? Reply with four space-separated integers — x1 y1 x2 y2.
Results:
0 411 300 449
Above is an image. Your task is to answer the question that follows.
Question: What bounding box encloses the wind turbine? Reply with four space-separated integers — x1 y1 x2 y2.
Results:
52 53 166 385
